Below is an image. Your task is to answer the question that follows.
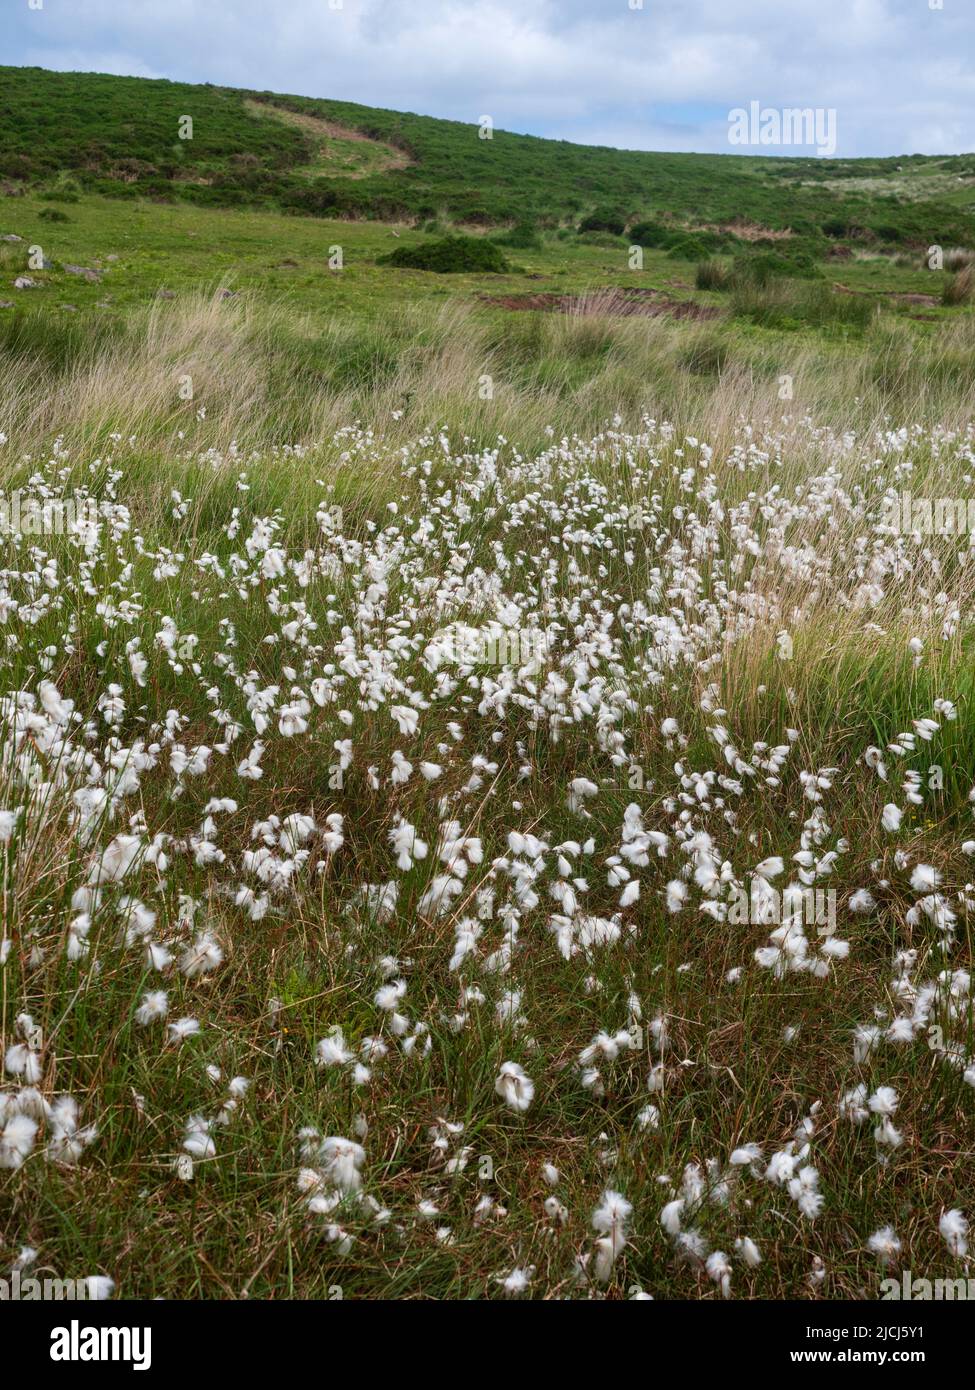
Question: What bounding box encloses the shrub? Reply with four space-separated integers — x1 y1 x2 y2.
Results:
666 235 709 261
492 221 542 250
870 224 903 243
629 221 731 256
379 235 510 273
576 230 626 248
628 219 673 249
578 208 626 235
729 252 821 287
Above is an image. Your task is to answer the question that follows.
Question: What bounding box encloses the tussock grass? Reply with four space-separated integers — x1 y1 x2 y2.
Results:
942 266 974 307
3 289 975 462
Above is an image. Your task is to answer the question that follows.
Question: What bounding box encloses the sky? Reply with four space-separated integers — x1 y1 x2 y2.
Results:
3 0 974 158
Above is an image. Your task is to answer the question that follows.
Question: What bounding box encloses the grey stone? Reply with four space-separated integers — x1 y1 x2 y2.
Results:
64 264 102 282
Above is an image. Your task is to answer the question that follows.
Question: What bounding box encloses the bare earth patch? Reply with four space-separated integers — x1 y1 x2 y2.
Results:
244 98 413 177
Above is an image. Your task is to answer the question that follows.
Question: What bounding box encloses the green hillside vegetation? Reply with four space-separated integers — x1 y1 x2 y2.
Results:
3 65 975 255
0 64 973 455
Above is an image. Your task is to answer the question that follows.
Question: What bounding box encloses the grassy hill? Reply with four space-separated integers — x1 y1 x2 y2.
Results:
3 65 975 249
1 63 974 455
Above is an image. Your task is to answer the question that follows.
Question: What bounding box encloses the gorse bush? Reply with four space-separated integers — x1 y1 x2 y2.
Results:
665 235 711 262
627 219 675 249
491 221 543 250
578 208 627 235
630 220 733 256
380 235 510 273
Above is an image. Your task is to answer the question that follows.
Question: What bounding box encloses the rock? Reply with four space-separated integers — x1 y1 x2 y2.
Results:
0 300 14 309
64 264 102 282
105 254 119 262
1 233 23 242
13 276 38 289
156 288 177 299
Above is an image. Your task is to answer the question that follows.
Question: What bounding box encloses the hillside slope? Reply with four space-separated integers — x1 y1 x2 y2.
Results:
3 65 975 247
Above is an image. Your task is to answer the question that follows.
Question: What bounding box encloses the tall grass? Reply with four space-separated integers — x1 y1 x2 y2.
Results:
942 266 974 307
730 279 877 333
2 288 974 462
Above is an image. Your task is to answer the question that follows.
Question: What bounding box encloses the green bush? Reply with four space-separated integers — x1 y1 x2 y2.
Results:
492 221 542 250
630 220 732 256
578 208 626 235
666 235 709 261
870 223 903 243
379 235 510 273
728 252 821 287
628 219 673 249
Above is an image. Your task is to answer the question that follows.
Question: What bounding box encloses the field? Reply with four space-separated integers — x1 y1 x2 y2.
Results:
1 66 975 1303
